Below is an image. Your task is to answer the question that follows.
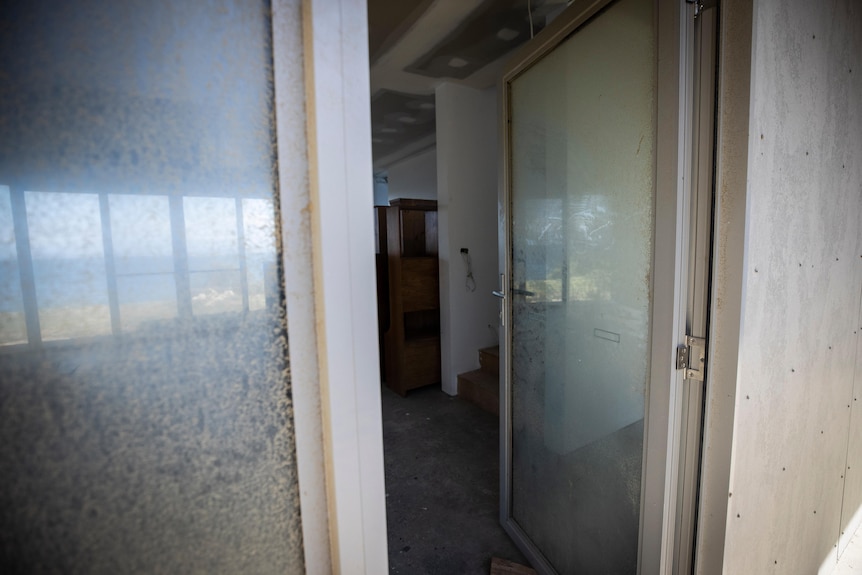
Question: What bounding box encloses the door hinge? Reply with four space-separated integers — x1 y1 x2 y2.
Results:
676 335 706 381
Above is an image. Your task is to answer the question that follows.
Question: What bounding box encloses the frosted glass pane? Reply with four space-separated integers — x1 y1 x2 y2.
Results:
509 0 655 572
243 198 277 311
116 274 177 331
26 191 112 340
0 186 27 345
185 197 240 272
109 194 173 275
0 1 303 573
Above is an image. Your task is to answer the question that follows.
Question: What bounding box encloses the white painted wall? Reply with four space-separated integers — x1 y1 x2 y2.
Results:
715 1 862 573
435 83 499 395
373 175 389 206
386 148 437 201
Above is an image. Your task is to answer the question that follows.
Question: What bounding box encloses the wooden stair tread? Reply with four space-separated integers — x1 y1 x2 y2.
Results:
478 345 500 376
457 369 499 416
490 557 537 574
458 368 498 388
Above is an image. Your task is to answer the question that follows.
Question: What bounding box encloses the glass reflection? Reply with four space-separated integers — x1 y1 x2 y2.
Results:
242 198 277 311
110 194 178 331
184 197 243 316
26 191 112 340
0 192 282 337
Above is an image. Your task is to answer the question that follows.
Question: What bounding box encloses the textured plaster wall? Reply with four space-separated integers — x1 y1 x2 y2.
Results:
387 148 437 201
435 83 500 395
721 1 862 573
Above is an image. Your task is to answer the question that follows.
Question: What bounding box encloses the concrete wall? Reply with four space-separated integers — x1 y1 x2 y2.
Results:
387 148 437 202
717 1 862 573
435 83 499 395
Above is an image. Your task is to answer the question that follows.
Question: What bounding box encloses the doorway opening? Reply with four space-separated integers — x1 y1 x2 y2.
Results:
366 0 717 573
366 1 572 573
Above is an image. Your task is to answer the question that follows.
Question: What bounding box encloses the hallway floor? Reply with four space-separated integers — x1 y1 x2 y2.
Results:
381 385 527 574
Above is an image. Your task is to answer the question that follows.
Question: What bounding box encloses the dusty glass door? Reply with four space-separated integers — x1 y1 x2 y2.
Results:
501 0 660 572
0 1 304 573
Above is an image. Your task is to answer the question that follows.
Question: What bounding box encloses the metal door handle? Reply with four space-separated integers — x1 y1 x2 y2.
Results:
494 273 506 327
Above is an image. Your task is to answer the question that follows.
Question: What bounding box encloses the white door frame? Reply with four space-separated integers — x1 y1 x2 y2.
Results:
272 0 389 573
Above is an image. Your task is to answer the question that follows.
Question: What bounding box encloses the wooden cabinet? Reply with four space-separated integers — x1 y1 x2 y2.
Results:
383 199 440 396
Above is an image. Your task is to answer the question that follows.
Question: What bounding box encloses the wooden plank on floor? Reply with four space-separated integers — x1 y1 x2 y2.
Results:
490 556 537 575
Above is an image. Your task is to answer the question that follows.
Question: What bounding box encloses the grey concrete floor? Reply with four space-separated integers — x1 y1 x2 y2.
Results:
381 385 528 574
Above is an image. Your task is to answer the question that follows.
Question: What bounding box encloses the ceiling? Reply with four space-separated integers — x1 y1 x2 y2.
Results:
368 0 570 169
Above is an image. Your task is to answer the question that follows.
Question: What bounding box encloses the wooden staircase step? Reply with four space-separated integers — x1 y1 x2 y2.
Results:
478 345 500 376
457 368 499 416
490 557 537 575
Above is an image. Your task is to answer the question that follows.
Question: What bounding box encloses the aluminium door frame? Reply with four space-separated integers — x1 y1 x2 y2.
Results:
497 0 704 573
674 4 718 573
691 0 753 572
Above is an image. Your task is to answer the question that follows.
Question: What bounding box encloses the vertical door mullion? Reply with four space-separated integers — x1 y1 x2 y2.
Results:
99 193 122 335
10 186 42 346
169 195 192 319
236 197 250 313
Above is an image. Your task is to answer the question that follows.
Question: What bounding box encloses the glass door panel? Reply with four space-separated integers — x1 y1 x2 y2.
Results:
508 0 655 572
